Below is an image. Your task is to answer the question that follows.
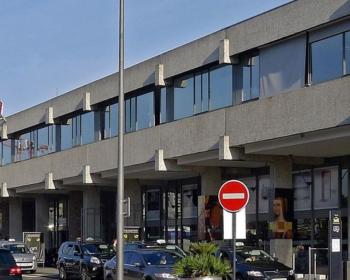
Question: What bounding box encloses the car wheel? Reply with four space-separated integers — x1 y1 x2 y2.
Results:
81 267 91 280
30 270 36 274
236 275 244 280
59 266 67 280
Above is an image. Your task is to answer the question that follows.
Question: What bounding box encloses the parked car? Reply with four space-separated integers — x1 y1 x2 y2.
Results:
57 241 115 280
124 242 187 258
104 249 182 280
0 241 37 273
0 248 22 279
216 246 295 280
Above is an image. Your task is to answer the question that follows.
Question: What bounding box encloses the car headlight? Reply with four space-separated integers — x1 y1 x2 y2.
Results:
90 256 101 264
289 270 294 276
154 273 176 279
247 270 264 277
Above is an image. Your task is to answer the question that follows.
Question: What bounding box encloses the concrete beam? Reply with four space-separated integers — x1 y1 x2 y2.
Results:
0 122 8 139
83 92 91 111
219 39 230 64
177 150 218 166
1 182 9 197
155 149 188 172
155 64 165 87
45 107 54 125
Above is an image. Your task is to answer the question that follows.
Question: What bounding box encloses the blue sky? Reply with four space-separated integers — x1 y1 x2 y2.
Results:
0 0 291 116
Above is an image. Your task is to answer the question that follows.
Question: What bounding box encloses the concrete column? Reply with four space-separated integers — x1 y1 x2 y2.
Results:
0 199 9 239
125 180 142 227
9 197 22 241
68 191 83 241
35 195 49 246
82 188 100 240
269 157 293 268
200 167 222 195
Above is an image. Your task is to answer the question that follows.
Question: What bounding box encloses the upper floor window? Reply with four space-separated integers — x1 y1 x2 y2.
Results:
209 65 233 110
174 75 194 120
311 33 343 84
103 103 118 139
0 140 12 166
345 32 350 75
125 91 154 133
242 56 260 101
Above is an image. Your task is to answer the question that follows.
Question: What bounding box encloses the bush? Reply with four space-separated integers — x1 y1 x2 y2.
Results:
174 243 231 278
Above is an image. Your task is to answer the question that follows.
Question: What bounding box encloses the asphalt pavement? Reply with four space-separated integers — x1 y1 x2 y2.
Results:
22 267 58 279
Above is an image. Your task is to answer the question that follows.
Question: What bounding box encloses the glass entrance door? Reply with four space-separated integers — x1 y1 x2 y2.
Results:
48 199 68 250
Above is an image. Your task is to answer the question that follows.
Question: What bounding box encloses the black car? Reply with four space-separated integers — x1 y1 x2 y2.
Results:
57 241 115 280
104 249 182 280
0 248 22 279
124 242 187 258
216 246 295 280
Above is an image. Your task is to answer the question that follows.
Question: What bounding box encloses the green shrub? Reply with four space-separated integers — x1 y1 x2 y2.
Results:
174 243 231 278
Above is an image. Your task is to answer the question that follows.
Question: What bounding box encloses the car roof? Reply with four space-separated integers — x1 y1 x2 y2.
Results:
0 241 25 245
125 249 177 254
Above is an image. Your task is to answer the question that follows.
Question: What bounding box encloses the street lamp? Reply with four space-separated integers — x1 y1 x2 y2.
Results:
116 0 125 279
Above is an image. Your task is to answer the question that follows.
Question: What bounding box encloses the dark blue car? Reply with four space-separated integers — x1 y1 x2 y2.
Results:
216 246 295 280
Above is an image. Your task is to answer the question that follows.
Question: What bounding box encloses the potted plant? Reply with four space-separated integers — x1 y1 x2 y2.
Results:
174 243 231 280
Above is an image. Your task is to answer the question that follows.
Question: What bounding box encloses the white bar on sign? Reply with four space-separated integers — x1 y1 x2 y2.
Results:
223 208 246 240
222 193 245 199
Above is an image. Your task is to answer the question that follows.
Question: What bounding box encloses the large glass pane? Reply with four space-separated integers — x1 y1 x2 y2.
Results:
136 91 154 130
14 132 33 161
242 65 251 101
182 184 199 247
294 218 312 241
239 177 256 215
37 127 49 157
345 32 350 74
311 34 343 84
202 71 209 112
293 170 312 211
81 112 95 145
174 75 194 120
194 74 202 114
130 97 136 132
251 56 260 99
258 175 270 213
160 88 167 124
61 119 72 151
314 166 339 209
341 169 348 208
125 99 131 133
1 140 11 165
110 103 118 137
48 125 56 153
209 65 233 110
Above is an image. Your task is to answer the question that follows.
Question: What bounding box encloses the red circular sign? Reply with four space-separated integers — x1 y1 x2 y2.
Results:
218 180 250 213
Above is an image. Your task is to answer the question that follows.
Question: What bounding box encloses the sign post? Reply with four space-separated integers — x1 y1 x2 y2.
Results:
329 210 342 280
218 180 250 280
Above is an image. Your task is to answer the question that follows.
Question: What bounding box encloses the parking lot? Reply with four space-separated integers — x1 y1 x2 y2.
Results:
22 267 58 279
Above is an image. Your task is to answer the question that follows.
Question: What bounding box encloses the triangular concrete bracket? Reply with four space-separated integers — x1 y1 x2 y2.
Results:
83 92 91 111
155 149 187 172
0 122 8 140
83 165 93 184
219 136 241 160
45 172 56 190
155 64 165 87
45 107 54 125
1 182 9 197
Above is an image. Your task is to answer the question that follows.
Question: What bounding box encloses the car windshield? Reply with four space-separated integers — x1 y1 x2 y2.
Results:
4 244 29 254
237 249 274 263
0 252 16 265
142 251 180 266
82 244 114 255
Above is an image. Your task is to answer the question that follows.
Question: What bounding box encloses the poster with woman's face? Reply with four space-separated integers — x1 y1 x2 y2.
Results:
198 196 223 241
269 189 293 239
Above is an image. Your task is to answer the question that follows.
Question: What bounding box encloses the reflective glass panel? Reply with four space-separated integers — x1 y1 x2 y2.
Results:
160 88 167 124
240 177 257 215
14 132 34 161
313 166 339 209
136 91 154 130
311 34 343 84
194 74 202 114
174 75 194 120
61 119 72 151
242 65 251 101
341 169 348 208
37 127 49 157
125 99 131 133
81 112 95 145
251 56 260 99
209 65 233 110
293 170 312 211
345 32 350 74
1 140 11 165
258 175 270 213
202 71 209 112
104 103 118 138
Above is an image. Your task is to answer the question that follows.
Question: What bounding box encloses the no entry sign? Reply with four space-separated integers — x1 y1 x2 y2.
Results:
218 180 250 213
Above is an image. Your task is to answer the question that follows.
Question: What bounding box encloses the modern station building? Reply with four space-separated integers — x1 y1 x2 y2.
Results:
0 0 350 274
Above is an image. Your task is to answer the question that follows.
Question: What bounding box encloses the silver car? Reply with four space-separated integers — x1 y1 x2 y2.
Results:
0 241 37 273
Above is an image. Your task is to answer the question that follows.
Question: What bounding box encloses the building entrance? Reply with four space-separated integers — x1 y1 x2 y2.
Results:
48 198 68 250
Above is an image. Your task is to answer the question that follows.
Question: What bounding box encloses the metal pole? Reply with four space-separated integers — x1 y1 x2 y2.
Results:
117 0 125 279
232 212 236 280
308 247 312 280
313 253 317 280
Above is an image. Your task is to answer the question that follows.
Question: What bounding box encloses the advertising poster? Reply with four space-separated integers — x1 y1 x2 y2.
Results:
23 232 45 264
198 196 223 241
269 189 293 239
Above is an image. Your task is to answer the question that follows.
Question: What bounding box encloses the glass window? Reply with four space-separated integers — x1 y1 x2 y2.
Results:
37 127 49 157
160 88 167 124
104 103 118 138
258 175 270 214
293 170 312 211
209 65 233 110
311 34 343 84
239 177 257 215
1 140 11 165
61 118 72 151
146 190 160 221
81 112 95 145
136 91 154 130
174 75 194 120
243 56 260 101
194 71 209 115
341 169 348 209
345 32 350 75
14 132 34 161
313 166 339 209
72 115 81 147
294 218 312 241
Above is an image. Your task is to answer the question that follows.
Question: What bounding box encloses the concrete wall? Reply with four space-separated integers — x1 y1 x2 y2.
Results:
4 0 350 134
68 191 83 240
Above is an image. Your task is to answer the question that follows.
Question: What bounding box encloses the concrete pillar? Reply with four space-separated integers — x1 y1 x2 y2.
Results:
9 198 22 241
68 191 83 241
125 180 142 227
0 198 9 238
200 167 222 195
35 195 49 246
269 157 293 268
82 188 100 240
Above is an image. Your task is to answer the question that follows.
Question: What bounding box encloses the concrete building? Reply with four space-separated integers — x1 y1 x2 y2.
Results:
1 0 350 276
